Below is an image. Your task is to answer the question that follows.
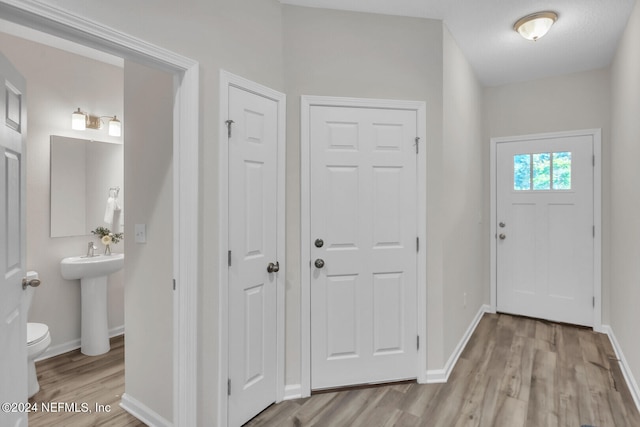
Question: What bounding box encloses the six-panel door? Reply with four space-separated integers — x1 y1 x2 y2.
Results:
310 106 418 389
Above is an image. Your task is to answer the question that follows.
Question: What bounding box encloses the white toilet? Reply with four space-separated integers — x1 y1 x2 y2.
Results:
25 271 51 398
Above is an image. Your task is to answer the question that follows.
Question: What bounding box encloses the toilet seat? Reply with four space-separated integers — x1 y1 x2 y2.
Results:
27 323 49 346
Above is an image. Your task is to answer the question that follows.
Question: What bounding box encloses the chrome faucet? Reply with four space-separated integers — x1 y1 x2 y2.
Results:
86 241 98 257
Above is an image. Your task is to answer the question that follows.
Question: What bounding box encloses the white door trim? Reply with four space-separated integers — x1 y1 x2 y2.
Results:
300 96 428 397
0 1 200 425
490 128 602 332
218 70 286 426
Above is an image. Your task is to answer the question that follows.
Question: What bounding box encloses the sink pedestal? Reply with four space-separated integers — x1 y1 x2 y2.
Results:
60 253 124 357
80 276 110 356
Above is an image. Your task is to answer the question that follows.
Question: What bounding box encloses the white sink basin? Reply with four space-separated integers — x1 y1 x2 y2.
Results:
60 253 124 356
60 253 124 280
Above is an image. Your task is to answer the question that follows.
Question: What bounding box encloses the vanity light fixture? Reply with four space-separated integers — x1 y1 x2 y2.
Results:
71 107 122 137
514 11 558 41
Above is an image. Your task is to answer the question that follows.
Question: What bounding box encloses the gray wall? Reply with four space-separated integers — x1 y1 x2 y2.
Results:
442 26 485 360
0 33 125 353
610 0 640 387
123 60 174 422
282 5 446 375
483 67 612 323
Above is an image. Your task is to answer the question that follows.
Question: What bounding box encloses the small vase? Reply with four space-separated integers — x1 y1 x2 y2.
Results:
104 244 111 255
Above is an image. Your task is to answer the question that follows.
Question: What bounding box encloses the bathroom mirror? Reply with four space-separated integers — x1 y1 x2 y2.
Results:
50 135 123 237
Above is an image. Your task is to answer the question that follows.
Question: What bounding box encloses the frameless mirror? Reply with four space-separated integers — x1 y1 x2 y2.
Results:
50 135 123 237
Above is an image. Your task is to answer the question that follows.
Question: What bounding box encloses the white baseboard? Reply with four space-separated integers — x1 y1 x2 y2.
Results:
120 393 172 427
37 325 125 361
283 384 302 401
426 304 490 383
601 324 640 413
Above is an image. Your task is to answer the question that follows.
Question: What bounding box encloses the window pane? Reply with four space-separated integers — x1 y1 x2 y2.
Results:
532 153 550 190
552 151 571 190
514 154 531 190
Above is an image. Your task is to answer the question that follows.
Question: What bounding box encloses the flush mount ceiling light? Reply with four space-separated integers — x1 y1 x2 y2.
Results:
71 107 122 137
514 11 558 41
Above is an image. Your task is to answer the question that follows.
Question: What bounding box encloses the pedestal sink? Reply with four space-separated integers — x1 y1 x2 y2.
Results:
60 253 124 356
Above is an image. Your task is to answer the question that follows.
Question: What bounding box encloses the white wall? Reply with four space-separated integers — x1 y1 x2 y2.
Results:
0 33 124 353
483 67 611 323
123 60 173 422
610 0 640 388
442 27 485 359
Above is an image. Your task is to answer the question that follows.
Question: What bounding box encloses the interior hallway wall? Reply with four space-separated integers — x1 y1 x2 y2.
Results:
610 0 640 392
0 32 124 354
483 67 611 324
282 4 447 376
442 26 485 360
123 60 173 423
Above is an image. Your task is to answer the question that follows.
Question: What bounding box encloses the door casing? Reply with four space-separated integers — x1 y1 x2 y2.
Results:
489 129 602 332
218 70 286 426
300 96 428 397
0 2 200 425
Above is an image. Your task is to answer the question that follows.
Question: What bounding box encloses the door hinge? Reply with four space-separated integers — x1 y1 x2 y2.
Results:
228 250 232 267
225 119 234 138
416 237 419 252
173 279 176 291
228 379 231 396
593 155 595 166
593 296 595 307
417 336 420 350
593 226 595 238
415 137 420 154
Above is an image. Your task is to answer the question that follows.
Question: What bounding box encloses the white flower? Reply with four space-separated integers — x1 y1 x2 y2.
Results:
101 235 112 245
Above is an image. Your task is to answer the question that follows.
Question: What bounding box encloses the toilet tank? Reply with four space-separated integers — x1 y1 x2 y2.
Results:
24 271 39 316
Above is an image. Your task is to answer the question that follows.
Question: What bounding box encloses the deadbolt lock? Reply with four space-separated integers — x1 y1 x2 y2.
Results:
315 238 324 248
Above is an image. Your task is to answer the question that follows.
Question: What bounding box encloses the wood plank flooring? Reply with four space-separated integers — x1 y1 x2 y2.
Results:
25 314 640 426
245 313 640 427
28 335 146 427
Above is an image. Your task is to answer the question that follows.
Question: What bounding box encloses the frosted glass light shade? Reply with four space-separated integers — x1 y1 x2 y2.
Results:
71 108 86 130
108 116 121 137
514 11 557 41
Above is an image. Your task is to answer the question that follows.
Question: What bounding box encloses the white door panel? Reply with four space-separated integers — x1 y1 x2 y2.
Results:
227 86 279 427
310 106 417 389
0 52 27 427
496 135 594 326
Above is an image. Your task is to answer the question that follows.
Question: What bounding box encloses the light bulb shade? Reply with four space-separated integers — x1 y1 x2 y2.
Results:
514 11 557 41
108 116 121 137
71 108 86 130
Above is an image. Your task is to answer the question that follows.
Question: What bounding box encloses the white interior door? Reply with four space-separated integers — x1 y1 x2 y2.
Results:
0 53 27 427
310 105 418 389
496 134 594 326
227 85 279 426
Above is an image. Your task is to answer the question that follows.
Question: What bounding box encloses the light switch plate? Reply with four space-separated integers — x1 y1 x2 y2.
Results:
134 224 146 243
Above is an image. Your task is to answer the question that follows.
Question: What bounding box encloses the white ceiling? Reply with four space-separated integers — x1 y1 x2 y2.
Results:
280 0 636 86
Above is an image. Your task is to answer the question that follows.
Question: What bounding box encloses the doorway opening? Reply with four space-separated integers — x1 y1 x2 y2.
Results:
0 3 199 425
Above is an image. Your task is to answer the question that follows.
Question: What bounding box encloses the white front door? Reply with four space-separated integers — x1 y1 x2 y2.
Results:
227 85 280 426
496 134 594 326
310 105 418 389
0 53 27 427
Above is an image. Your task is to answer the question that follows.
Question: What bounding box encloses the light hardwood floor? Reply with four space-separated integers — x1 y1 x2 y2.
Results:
28 335 146 427
245 313 640 427
26 314 640 426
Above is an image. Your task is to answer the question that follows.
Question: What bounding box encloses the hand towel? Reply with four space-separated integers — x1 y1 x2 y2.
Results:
104 196 115 224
